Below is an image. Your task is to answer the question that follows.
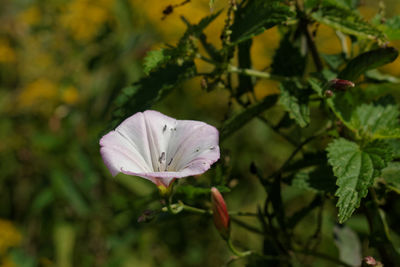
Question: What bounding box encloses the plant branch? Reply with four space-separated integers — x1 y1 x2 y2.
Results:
228 65 289 81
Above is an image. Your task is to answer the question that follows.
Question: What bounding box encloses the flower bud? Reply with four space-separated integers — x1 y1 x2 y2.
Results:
364 256 377 266
329 78 355 91
364 256 382 266
211 187 230 240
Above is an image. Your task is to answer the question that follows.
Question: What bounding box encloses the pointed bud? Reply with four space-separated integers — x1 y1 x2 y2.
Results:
364 256 383 266
329 78 355 91
211 187 230 240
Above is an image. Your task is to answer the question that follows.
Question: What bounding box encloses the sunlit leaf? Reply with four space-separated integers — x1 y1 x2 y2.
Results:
312 4 384 41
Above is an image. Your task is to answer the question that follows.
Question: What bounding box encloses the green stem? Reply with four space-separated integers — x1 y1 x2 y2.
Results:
228 65 288 81
162 202 207 215
163 202 263 217
227 238 252 257
230 217 264 235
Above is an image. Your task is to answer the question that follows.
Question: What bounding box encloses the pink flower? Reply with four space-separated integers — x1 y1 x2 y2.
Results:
211 187 230 240
100 110 220 188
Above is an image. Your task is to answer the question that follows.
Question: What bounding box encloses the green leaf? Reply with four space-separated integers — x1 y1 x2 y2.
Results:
291 165 337 194
365 69 400 83
327 138 392 223
309 78 400 140
387 139 400 159
333 225 362 266
279 81 310 128
115 12 221 123
143 49 171 75
311 4 384 41
30 188 54 214
381 162 400 194
322 53 346 70
381 15 400 40
272 34 306 77
220 94 278 140
230 0 294 45
348 102 400 139
338 47 398 81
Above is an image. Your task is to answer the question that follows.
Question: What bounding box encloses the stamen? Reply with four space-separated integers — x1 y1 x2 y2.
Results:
159 152 166 164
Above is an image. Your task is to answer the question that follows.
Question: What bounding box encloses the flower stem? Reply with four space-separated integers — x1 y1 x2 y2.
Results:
227 238 252 257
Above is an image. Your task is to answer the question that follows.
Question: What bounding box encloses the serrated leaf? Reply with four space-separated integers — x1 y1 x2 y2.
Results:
279 81 310 127
143 49 171 74
327 138 392 223
309 78 400 140
338 47 398 81
380 15 400 40
220 94 278 140
291 165 337 193
349 102 400 139
142 12 221 74
230 0 294 45
311 5 384 41
272 34 306 77
112 61 196 127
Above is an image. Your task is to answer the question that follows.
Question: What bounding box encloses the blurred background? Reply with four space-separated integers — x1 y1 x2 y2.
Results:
1 0 400 266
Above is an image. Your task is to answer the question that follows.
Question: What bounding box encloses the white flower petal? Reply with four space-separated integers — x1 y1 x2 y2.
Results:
166 120 220 173
100 110 220 187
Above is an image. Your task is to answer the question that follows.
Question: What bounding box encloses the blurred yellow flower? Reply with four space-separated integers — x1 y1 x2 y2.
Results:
315 24 342 55
133 0 227 45
0 256 16 267
252 28 280 70
0 39 16 63
18 6 41 26
0 219 21 255
18 79 58 109
62 86 80 105
60 0 114 41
